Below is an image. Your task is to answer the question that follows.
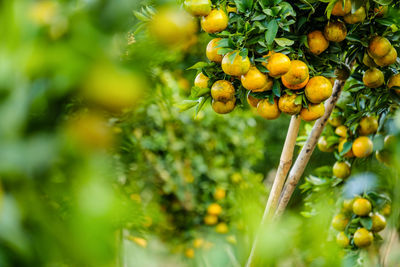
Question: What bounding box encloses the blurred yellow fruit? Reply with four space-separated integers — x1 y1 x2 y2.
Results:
226 235 237 244
29 1 58 25
194 73 210 88
318 136 335 152
332 213 349 231
215 223 229 234
204 214 218 225
358 116 378 136
185 248 195 258
338 138 354 158
368 36 392 59
207 203 222 215
333 161 351 179
374 47 397 67
363 68 385 88
352 136 373 158
342 199 354 213
388 73 400 94
307 30 329 55
206 38 224 63
184 0 212 16
336 232 350 247
128 236 147 248
332 0 351 16
324 21 347 42
381 203 391 217
193 238 204 248
344 6 366 24
335 125 348 138
371 213 386 232
214 188 226 200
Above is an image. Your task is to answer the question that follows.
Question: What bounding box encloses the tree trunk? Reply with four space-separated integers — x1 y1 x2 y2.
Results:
245 115 301 267
274 80 345 218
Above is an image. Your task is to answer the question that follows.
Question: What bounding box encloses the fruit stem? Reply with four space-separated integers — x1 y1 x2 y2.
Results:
274 79 346 218
245 115 301 267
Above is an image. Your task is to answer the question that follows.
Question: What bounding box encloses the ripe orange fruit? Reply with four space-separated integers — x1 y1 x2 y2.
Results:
212 99 236 114
338 139 354 158
368 36 392 59
204 214 218 225
371 213 386 232
184 0 212 16
352 136 373 158
363 53 378 68
335 125 348 138
336 232 350 248
215 222 228 234
333 161 351 179
318 136 335 152
278 94 302 115
206 38 223 63
282 74 309 90
194 72 209 88
281 60 309 85
374 47 397 67
358 116 378 136
332 213 349 231
388 73 400 94
211 80 235 101
207 203 222 215
257 98 281 120
332 0 351 16
307 30 329 55
300 103 325 121
353 198 372 216
201 9 228 33
252 76 274 92
150 7 197 46
374 6 388 17
241 66 268 91
363 68 384 88
305 76 333 104
324 21 347 42
264 52 291 78
247 92 260 108
354 228 373 248
221 51 251 76
344 6 366 24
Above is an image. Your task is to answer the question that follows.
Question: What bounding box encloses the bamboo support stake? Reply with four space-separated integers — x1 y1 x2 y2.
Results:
274 80 345 218
245 115 301 267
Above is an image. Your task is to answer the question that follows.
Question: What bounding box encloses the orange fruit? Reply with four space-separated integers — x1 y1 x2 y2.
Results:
388 73 400 94
193 238 204 248
336 232 350 247
221 51 251 76
324 21 347 42
149 7 197 46
318 136 335 152
363 53 378 68
368 36 392 59
332 213 349 231
278 94 302 115
207 203 222 215
263 52 291 78
374 6 388 17
333 161 351 179
282 74 309 90
257 98 281 120
300 103 325 121
344 6 366 24
206 38 223 63
241 66 268 91
214 188 226 200
371 213 386 232
358 116 378 136
307 30 329 55
247 92 260 108
332 0 352 16
335 125 348 138
194 72 210 88
211 80 235 101
184 0 212 16
185 248 195 258
374 46 397 67
212 99 236 114
305 76 333 104
338 139 354 158
201 9 228 33
352 136 373 158
281 60 309 85
363 68 384 88
353 198 372 216
252 76 274 92
354 228 373 247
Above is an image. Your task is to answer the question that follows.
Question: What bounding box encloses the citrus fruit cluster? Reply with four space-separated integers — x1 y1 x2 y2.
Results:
332 196 390 249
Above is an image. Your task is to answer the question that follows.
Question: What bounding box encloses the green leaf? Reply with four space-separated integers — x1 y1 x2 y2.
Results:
187 62 212 70
275 38 295 47
233 0 254 13
195 96 209 116
339 141 353 156
265 20 278 46
360 217 373 230
373 0 393 5
272 80 281 97
174 100 199 112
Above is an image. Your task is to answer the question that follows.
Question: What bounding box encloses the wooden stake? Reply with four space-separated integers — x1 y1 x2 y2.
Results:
274 80 345 218
245 115 301 267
